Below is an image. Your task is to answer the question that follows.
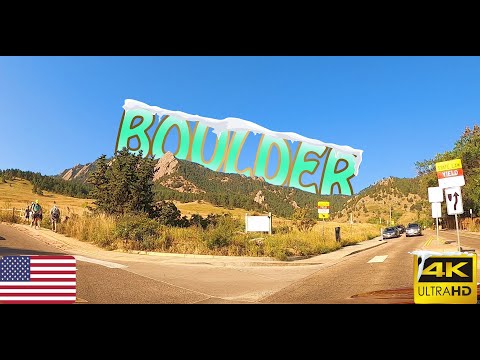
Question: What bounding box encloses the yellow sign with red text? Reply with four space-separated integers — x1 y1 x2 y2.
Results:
317 201 330 219
435 159 465 188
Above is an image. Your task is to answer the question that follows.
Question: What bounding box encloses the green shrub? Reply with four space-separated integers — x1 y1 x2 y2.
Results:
204 228 230 249
273 225 291 234
115 213 161 242
201 214 240 249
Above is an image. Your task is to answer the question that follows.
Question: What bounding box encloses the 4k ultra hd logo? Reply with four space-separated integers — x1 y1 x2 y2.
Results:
413 252 477 304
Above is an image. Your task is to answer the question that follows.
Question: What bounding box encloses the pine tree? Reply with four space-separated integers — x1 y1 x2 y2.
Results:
86 155 110 213
86 148 158 217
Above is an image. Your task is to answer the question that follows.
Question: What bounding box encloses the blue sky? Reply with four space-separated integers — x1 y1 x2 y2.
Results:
1 56 479 194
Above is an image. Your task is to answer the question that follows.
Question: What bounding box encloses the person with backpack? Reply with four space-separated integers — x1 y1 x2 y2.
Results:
32 199 42 229
25 204 31 223
30 201 36 227
50 202 60 233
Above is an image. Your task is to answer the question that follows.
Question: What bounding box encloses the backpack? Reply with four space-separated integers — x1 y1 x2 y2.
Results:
52 206 60 219
33 203 40 213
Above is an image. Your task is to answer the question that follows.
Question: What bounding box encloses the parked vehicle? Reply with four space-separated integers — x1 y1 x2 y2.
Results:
395 224 406 234
406 223 422 237
383 226 400 239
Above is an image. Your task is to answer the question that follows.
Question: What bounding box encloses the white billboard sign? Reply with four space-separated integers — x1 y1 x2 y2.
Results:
245 214 272 233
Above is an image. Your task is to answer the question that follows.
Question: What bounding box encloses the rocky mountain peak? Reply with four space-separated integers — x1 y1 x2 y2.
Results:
154 152 179 181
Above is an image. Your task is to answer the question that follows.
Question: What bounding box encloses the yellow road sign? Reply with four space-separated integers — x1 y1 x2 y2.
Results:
413 252 477 304
435 159 462 172
318 213 329 219
317 201 330 208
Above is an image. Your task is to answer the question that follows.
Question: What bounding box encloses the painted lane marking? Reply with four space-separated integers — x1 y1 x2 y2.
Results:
423 238 434 247
74 255 128 269
368 255 388 263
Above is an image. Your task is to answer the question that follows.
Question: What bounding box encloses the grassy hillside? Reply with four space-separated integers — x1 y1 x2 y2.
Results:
0 176 383 260
58 153 350 219
154 158 349 218
54 153 437 226
0 177 94 217
0 177 276 222
334 176 431 226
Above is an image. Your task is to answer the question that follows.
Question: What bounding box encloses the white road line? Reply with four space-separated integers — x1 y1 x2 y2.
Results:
74 255 128 269
368 255 388 263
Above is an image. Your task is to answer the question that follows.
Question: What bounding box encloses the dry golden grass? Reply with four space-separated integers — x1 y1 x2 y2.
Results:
336 193 425 225
0 178 94 217
174 200 261 219
173 200 297 227
0 177 382 260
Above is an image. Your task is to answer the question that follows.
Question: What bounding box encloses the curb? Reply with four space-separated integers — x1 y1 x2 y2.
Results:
116 236 387 267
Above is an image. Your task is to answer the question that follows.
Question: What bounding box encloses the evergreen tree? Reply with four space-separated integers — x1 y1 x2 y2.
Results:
86 148 158 217
86 155 110 213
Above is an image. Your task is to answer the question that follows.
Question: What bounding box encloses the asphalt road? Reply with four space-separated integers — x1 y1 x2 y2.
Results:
0 223 209 303
1 223 479 304
262 229 480 304
261 232 423 303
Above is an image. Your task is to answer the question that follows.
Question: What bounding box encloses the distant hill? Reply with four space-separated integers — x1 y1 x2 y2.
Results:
58 153 432 222
334 176 430 225
58 152 349 219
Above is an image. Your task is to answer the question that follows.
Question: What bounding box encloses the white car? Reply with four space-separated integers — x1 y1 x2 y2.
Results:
406 223 422 237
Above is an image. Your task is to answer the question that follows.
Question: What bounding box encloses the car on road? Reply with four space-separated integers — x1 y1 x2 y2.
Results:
382 226 400 239
405 223 422 237
395 224 405 234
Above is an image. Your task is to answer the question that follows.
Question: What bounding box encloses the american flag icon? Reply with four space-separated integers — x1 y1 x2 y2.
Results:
0 255 76 304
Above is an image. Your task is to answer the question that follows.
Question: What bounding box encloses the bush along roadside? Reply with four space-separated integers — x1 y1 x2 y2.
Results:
3 206 381 260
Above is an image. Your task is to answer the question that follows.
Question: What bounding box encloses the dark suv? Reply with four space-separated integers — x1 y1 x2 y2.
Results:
395 224 406 234
406 223 422 237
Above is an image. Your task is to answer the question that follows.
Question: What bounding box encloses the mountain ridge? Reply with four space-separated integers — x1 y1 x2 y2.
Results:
57 153 429 222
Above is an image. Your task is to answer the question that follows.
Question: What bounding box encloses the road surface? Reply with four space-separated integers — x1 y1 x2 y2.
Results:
1 223 478 303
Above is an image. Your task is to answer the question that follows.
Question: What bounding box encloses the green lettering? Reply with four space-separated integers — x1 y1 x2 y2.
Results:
253 135 292 186
320 149 356 195
289 142 327 194
224 131 253 177
151 116 191 160
190 123 229 171
115 109 155 155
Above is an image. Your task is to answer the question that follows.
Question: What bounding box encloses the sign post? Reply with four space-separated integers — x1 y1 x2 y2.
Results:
428 187 444 244
318 201 330 240
445 186 464 251
435 159 465 252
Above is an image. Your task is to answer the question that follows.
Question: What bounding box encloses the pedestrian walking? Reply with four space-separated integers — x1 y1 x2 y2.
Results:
50 202 60 233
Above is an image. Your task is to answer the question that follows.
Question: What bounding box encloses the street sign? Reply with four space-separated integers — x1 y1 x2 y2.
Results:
435 159 465 189
431 202 442 218
445 186 464 215
428 187 443 203
317 201 330 219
